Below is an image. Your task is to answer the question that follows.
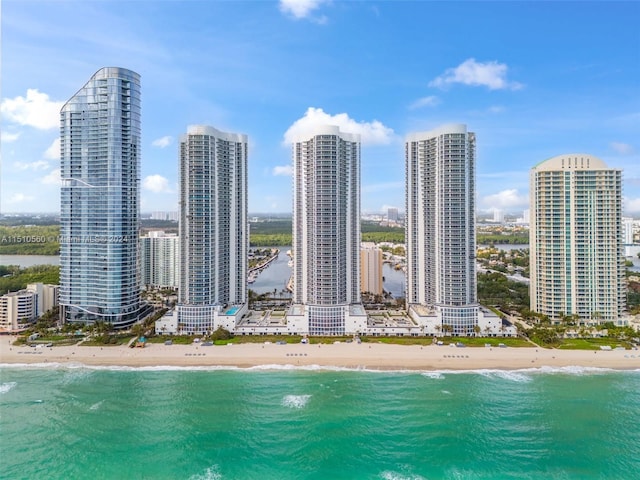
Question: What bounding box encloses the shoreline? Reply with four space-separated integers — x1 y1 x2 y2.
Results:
2 336 639 371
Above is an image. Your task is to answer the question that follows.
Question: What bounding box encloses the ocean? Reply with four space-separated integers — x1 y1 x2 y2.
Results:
1 365 639 480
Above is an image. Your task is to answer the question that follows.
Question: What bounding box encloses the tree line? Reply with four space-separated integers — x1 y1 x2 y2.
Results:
0 265 60 294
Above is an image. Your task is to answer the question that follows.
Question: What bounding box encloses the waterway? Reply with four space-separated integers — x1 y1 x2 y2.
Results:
0 255 59 267
2 244 637 287
250 247 407 298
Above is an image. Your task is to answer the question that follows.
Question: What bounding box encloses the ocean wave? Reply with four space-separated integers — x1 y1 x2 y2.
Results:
478 370 533 383
188 465 222 480
282 394 311 409
0 382 17 394
1 363 639 376
89 400 104 411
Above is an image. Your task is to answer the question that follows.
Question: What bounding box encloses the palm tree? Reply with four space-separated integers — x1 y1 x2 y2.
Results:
131 323 144 338
442 324 453 337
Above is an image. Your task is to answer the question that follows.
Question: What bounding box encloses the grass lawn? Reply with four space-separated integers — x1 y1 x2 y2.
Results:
451 337 532 348
557 337 632 350
146 335 195 345
81 335 133 346
142 334 538 347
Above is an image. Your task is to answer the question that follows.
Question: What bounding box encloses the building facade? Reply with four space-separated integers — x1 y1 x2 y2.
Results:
27 283 59 318
405 124 479 335
292 125 362 334
0 290 36 332
140 231 179 289
0 283 59 332
361 243 383 296
178 125 248 334
530 154 625 324
59 67 144 327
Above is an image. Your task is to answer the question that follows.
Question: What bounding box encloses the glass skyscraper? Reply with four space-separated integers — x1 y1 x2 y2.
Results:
405 124 478 335
177 125 248 334
59 67 143 327
292 126 361 335
530 154 625 324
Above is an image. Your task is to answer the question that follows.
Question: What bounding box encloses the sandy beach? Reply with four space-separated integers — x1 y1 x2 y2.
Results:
1 336 639 370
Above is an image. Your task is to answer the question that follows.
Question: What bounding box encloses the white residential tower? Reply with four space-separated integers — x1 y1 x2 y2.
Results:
405 124 479 335
177 125 248 334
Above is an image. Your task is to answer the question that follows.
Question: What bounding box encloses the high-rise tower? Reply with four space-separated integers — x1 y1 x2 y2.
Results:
291 126 362 335
140 231 179 289
405 124 478 335
59 67 143 327
178 125 248 334
530 154 625 324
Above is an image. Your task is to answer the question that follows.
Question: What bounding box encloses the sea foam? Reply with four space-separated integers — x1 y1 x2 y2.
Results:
1 363 638 376
0 382 17 394
478 370 533 383
188 465 222 480
380 471 426 480
281 394 311 409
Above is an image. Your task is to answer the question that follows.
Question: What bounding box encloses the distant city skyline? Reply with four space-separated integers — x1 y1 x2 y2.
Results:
1 1 639 215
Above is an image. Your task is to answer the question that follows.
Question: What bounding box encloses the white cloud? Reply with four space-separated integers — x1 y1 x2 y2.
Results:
284 107 395 146
152 136 173 148
481 189 529 211
0 131 20 143
625 197 640 215
380 204 400 212
279 0 328 20
273 165 293 176
44 138 61 160
14 160 50 171
7 193 35 204
142 174 172 193
487 105 506 114
408 96 440 110
41 168 61 185
610 142 634 155
0 89 63 129
429 58 523 91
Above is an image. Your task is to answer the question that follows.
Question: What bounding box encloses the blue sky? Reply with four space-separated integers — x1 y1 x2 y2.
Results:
1 0 639 215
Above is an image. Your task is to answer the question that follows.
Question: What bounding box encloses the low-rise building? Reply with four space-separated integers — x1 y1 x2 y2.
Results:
0 283 59 332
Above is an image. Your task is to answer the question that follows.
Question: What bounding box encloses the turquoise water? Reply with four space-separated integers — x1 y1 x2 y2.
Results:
1 365 639 480
225 306 240 315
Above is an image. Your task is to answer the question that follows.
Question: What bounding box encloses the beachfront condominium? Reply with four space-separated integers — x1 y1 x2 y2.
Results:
177 125 248 334
59 67 145 327
291 126 365 335
530 154 626 325
140 231 179 289
405 124 479 335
